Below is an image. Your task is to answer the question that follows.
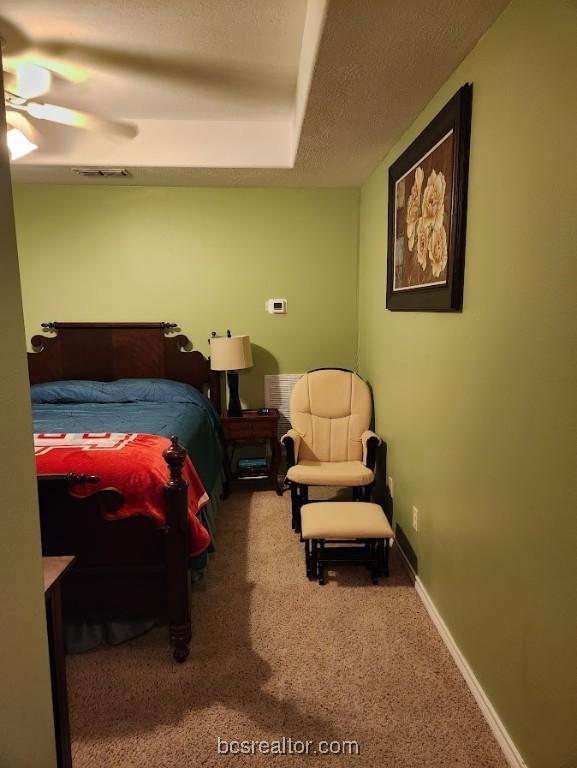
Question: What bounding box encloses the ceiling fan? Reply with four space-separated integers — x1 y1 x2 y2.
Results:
3 56 138 160
1 12 290 162
0 14 288 105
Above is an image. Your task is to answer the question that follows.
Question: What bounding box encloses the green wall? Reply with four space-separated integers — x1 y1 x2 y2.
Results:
13 186 359 408
0 73 56 766
10 2 577 764
357 1 577 767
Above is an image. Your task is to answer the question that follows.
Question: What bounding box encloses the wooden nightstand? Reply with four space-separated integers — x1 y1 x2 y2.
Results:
221 408 282 495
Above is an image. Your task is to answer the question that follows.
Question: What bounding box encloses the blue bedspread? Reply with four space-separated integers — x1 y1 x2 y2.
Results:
31 378 224 652
31 379 224 492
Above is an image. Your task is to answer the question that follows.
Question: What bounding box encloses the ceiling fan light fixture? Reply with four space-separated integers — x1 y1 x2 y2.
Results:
6 127 37 160
15 62 51 99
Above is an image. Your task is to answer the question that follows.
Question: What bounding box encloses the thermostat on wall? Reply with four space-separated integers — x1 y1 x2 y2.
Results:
265 298 287 314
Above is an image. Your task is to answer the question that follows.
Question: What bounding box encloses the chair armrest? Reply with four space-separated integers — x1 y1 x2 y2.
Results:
361 430 381 471
280 429 301 468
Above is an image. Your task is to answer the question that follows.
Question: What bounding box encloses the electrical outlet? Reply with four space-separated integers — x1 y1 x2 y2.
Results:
412 506 419 532
388 476 394 498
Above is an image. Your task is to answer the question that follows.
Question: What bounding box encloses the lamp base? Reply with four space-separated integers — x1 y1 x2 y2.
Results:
226 371 243 417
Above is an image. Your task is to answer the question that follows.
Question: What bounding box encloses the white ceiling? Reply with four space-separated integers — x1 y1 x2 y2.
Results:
3 0 510 186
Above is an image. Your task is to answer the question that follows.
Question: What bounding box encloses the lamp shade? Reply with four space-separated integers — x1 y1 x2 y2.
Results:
7 128 38 161
210 335 253 371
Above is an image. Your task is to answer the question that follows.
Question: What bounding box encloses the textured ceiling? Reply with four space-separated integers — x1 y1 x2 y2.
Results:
8 0 510 187
1 0 307 119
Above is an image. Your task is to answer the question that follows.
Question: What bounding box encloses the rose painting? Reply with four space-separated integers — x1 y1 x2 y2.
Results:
393 130 454 291
386 84 472 312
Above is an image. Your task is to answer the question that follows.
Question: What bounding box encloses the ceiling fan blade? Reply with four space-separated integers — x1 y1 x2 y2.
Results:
24 102 85 127
24 101 138 139
5 110 40 144
0 18 87 84
3 53 86 86
2 15 287 102
36 40 288 98
0 16 30 57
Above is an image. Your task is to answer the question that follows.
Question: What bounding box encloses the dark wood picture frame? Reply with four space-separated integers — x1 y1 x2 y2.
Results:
386 83 472 312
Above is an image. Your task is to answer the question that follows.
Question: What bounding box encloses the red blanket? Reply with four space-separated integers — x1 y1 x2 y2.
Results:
34 432 211 556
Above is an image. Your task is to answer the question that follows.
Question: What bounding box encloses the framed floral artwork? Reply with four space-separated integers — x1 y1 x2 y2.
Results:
386 84 472 311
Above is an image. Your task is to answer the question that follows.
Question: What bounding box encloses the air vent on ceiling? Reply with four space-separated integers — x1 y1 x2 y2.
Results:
72 167 131 178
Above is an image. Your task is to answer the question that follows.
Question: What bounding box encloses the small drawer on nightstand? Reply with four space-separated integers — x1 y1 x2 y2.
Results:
223 418 276 440
221 409 280 441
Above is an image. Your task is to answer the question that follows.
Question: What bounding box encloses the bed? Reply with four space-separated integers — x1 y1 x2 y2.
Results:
28 322 223 662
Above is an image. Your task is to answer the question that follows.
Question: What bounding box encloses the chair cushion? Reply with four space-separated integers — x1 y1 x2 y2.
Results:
286 460 374 487
301 502 394 540
290 370 372 462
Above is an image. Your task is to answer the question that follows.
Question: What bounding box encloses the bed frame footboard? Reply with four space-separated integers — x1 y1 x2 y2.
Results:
163 436 192 663
37 438 195 663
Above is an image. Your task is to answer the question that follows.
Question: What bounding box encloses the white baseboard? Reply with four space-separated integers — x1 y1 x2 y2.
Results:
396 545 528 768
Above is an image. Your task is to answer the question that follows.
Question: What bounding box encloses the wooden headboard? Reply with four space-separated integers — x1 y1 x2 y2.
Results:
27 322 221 413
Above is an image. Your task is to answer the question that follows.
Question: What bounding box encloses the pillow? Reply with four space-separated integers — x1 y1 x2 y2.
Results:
114 379 208 404
31 380 119 404
31 378 208 405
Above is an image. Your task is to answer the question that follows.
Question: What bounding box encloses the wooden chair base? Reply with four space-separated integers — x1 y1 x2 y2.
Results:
305 537 389 585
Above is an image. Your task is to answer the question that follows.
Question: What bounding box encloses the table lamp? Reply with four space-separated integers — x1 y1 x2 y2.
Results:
209 331 253 417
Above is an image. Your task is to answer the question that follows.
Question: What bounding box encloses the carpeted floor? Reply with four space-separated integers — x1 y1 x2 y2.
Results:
67 487 508 767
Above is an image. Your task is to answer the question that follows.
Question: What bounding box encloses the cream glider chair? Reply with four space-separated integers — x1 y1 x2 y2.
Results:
281 369 382 532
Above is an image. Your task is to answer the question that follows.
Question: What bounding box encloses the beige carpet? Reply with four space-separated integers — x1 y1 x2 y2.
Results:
67 488 508 767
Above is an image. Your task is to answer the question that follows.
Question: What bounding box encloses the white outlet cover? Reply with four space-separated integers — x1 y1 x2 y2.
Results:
412 505 419 531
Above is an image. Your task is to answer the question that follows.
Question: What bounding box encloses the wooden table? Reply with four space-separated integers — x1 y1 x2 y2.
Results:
221 408 282 495
43 556 75 768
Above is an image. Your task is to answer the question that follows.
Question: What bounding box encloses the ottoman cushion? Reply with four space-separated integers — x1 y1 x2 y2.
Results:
301 502 394 540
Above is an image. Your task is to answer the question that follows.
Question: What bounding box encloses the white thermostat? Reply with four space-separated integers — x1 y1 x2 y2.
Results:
265 298 287 314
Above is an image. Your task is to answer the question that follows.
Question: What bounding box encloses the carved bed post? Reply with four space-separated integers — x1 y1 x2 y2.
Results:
163 436 192 663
